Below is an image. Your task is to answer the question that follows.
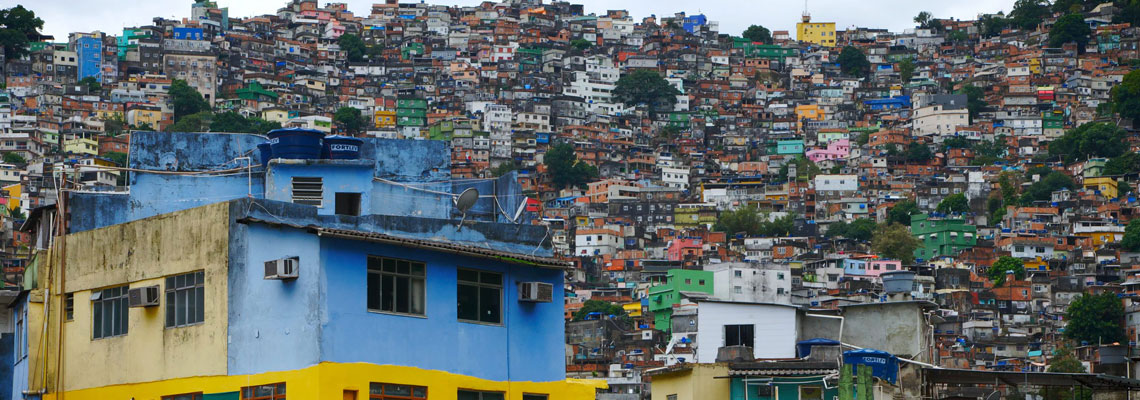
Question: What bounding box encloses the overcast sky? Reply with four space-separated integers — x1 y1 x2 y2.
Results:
23 0 1018 41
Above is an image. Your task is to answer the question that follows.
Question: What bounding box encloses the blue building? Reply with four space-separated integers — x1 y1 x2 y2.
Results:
863 96 911 111
13 132 601 399
74 35 103 82
173 27 204 40
682 14 709 33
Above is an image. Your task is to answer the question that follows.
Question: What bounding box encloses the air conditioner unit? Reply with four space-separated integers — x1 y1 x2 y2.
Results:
128 285 160 308
264 257 299 280
518 281 553 302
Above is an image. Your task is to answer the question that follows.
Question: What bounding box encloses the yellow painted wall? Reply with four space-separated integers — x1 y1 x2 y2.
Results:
649 364 730 400
622 302 642 317
31 202 231 393
1083 177 1118 199
44 362 606 400
376 110 396 128
262 109 290 123
62 138 98 156
796 21 836 46
128 109 164 127
4 183 21 211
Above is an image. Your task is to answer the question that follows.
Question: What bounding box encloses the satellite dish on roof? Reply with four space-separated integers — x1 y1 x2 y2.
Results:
455 188 479 230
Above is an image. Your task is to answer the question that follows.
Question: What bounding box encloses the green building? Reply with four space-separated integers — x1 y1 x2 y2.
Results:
648 269 714 333
911 213 977 262
396 98 428 127
731 38 797 61
235 81 279 102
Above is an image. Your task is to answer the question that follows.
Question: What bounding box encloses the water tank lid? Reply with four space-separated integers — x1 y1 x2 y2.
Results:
267 128 325 138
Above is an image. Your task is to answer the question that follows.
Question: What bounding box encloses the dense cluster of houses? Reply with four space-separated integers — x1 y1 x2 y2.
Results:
2 0 1140 399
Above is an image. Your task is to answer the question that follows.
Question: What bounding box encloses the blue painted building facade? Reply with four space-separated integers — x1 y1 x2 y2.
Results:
75 36 102 82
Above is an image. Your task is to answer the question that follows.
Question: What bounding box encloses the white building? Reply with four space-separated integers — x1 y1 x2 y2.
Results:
574 228 622 256
813 174 859 193
708 262 792 305
694 300 798 363
912 104 970 136
661 167 690 190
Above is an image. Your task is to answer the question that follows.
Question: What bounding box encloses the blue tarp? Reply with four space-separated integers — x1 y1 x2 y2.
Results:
843 349 899 384
796 338 840 358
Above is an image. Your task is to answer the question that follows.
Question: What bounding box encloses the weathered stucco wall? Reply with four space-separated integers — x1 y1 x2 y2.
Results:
57 202 231 391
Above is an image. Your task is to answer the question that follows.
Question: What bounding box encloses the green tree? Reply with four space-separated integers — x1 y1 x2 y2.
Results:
898 58 916 82
491 161 518 177
827 218 877 242
1047 122 1127 163
742 24 773 44
79 76 101 93
888 200 920 226
169 80 210 121
544 143 598 189
613 70 681 111
572 300 627 321
979 13 1010 37
1043 346 1091 400
947 30 969 42
1104 152 1140 175
936 193 970 214
914 11 933 28
166 111 212 132
838 46 870 78
104 151 128 167
2 152 25 165
905 142 932 162
333 107 367 134
777 156 821 183
0 5 44 61
872 223 920 264
1049 13 1092 49
1010 0 1050 30
570 38 592 50
1121 219 1140 252
957 85 986 122
988 256 1026 286
1064 292 1126 344
209 111 281 134
338 33 367 62
1020 171 1075 205
1111 69 1140 124
102 112 127 135
714 205 764 236
759 213 797 237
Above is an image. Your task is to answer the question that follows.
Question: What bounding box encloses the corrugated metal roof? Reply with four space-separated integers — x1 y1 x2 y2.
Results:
238 217 570 269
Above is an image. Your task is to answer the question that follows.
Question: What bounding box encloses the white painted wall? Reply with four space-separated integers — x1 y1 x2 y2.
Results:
695 301 798 362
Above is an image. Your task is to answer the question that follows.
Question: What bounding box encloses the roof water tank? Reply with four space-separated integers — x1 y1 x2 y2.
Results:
267 128 324 160
321 135 365 160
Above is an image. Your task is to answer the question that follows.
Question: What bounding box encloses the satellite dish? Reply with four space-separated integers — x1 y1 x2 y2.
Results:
454 188 479 229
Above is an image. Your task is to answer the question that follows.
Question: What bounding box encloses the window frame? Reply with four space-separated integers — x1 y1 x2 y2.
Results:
457 389 506 400
162 393 204 400
724 324 755 348
367 256 427 317
166 271 206 328
456 268 503 325
92 285 129 340
369 382 427 400
242 383 286 400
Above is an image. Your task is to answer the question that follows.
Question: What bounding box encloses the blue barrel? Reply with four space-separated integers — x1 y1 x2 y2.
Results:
266 128 324 159
322 135 364 160
257 142 273 168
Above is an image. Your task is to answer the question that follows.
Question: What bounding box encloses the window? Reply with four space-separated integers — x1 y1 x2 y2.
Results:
777 272 785 280
734 270 742 277
733 286 743 294
64 293 74 321
335 192 361 216
92 286 129 339
522 395 548 400
163 393 203 400
292 177 323 206
667 396 678 400
242 383 286 400
684 279 691 284
725 324 754 347
165 271 205 328
457 269 502 324
800 386 824 400
698 280 705 286
15 305 25 360
458 390 504 400
370 383 426 400
367 257 425 316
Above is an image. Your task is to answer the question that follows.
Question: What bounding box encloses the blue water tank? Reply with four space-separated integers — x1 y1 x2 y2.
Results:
321 135 364 160
267 128 324 159
257 142 273 168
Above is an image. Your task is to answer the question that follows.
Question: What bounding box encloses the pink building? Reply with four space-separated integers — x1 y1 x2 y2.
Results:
666 238 703 261
805 139 851 163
